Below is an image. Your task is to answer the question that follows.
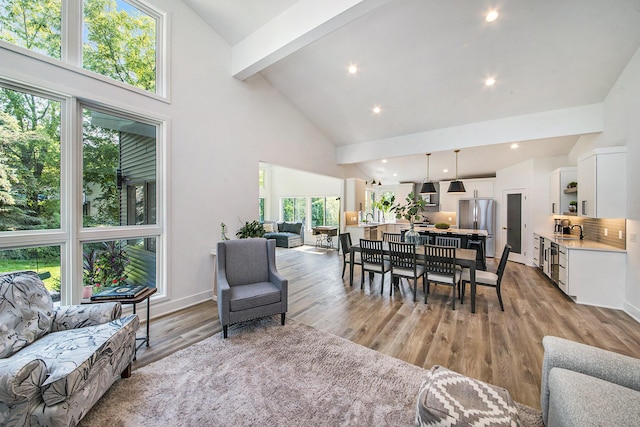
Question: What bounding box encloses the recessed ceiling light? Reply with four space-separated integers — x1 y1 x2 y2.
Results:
393 173 397 177
511 143 519 149
486 10 499 22
485 77 496 86
443 169 449 173
381 159 387 163
372 106 381 114
348 64 358 74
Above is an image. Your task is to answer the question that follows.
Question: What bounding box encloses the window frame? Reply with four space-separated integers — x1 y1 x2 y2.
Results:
0 79 166 305
0 0 167 99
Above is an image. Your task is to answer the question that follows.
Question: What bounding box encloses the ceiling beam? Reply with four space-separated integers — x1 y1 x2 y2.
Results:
336 103 604 164
231 0 393 80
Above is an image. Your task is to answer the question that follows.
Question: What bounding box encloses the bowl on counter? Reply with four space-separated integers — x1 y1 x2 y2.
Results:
434 223 450 229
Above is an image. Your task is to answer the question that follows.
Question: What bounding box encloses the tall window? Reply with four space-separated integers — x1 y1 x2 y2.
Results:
311 197 339 227
0 0 161 95
0 82 163 305
282 197 306 223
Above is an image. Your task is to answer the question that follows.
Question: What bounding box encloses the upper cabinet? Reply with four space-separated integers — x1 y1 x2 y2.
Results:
345 178 366 212
550 167 577 215
438 178 494 212
577 147 627 218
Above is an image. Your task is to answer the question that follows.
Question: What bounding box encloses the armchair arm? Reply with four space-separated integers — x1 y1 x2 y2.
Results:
50 302 122 332
0 358 47 404
541 336 640 424
217 266 231 326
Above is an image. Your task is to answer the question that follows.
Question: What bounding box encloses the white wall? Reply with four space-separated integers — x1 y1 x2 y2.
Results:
0 0 346 318
581 46 640 320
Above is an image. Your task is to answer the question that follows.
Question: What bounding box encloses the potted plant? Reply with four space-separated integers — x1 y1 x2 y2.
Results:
236 220 265 238
567 181 577 189
373 194 395 222
391 192 427 244
569 200 577 212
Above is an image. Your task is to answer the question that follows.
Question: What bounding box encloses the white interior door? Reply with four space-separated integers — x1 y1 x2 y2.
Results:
501 189 527 264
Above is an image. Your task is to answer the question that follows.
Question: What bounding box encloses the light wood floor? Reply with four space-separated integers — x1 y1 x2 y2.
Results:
133 245 640 409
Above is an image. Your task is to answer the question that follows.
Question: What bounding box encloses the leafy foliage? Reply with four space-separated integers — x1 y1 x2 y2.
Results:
236 220 266 239
392 191 427 223
83 241 130 290
373 193 395 214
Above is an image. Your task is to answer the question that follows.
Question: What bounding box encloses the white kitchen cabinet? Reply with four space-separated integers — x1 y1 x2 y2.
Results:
563 247 626 308
577 147 626 218
439 178 494 212
533 234 541 267
550 167 577 215
396 183 414 203
557 245 568 294
345 178 366 212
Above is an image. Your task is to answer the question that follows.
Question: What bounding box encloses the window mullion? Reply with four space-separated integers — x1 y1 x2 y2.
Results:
62 0 82 67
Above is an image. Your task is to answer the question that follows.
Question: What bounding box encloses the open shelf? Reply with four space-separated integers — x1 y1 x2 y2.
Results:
563 187 577 194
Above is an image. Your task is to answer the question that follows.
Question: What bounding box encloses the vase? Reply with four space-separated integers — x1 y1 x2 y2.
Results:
404 222 420 245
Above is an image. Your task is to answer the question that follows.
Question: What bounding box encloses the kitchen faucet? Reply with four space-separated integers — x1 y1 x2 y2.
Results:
365 212 375 223
571 224 584 239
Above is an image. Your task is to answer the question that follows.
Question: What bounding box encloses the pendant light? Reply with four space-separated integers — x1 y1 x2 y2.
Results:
420 153 437 194
447 149 466 193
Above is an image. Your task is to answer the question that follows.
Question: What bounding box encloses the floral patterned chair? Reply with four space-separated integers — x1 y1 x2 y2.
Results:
0 271 139 426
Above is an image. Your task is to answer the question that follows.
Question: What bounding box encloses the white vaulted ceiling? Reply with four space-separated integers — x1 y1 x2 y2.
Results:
182 0 640 183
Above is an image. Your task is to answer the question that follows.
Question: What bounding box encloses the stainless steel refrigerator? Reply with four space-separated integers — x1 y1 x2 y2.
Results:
458 198 495 257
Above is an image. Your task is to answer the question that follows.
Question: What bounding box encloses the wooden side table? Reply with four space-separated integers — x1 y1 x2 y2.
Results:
82 287 157 359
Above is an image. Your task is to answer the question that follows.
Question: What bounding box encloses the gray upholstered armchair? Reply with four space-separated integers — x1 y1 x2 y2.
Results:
541 335 640 426
217 238 288 338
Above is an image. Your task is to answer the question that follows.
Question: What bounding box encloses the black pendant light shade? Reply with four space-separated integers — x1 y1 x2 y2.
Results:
447 149 466 193
420 153 437 194
447 180 466 193
420 181 437 193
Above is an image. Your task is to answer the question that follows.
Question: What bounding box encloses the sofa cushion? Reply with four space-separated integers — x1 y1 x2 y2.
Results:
0 271 53 359
282 222 302 234
8 314 138 406
229 282 282 312
263 223 274 233
416 365 520 426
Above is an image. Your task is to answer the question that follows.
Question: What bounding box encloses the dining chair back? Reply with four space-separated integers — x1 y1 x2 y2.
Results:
423 244 462 309
383 232 402 242
461 244 511 310
435 235 461 248
388 241 425 301
360 239 391 293
339 232 361 278
418 234 431 245
466 233 487 270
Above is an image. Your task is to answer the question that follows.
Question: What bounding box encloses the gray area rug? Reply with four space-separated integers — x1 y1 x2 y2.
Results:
80 318 543 426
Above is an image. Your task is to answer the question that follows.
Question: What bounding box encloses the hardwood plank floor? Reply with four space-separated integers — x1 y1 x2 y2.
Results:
133 245 640 409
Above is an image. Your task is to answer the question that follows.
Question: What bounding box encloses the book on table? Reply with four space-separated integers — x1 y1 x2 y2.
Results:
90 284 148 301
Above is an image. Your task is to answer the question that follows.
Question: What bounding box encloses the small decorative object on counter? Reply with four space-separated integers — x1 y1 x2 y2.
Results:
434 223 450 229
220 222 230 240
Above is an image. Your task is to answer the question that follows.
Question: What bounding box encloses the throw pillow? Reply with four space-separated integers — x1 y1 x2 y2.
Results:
0 271 54 358
415 365 521 427
263 223 274 233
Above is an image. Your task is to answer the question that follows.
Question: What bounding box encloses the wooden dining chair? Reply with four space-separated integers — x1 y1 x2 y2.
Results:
461 244 511 310
435 235 461 248
423 244 462 309
360 239 391 293
383 232 402 242
388 241 425 301
339 232 361 279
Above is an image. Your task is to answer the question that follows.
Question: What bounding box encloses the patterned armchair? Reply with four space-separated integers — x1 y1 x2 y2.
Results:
0 271 139 427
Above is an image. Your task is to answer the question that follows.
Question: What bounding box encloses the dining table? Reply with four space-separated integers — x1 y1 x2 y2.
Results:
349 243 480 313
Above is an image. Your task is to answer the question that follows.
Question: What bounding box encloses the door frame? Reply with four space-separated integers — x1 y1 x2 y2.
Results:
501 189 528 264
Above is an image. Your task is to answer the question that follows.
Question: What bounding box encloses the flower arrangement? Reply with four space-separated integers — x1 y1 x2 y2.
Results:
236 219 265 238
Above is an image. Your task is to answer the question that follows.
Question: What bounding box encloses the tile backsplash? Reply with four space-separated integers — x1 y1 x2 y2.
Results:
557 216 626 250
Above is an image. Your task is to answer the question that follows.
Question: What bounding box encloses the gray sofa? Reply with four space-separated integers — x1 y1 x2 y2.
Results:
0 271 139 427
541 335 640 426
263 221 304 248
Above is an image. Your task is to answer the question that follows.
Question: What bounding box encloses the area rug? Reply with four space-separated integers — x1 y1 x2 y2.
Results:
79 318 543 426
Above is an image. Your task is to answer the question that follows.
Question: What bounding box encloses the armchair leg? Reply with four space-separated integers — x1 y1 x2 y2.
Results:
121 363 132 378
281 312 286 325
223 325 228 339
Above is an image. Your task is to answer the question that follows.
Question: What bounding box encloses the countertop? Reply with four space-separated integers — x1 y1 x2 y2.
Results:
412 227 488 236
536 232 626 253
